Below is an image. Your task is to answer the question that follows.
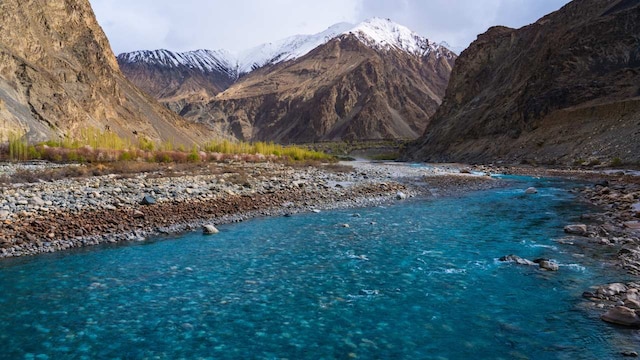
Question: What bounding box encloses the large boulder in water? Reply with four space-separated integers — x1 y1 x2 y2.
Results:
601 306 640 327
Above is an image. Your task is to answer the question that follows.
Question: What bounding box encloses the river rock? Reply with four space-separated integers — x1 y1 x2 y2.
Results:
525 187 538 194
396 191 407 200
499 254 536 266
140 195 156 205
564 224 589 236
601 306 640 327
624 221 640 230
536 259 559 271
605 283 628 295
203 225 219 235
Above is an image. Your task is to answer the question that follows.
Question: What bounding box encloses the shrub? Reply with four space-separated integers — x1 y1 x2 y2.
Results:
611 157 623 167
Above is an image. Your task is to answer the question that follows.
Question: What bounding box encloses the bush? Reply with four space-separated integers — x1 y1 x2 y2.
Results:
611 157 623 167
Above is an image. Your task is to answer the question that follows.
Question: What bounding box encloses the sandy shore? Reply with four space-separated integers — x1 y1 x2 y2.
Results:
0 160 501 258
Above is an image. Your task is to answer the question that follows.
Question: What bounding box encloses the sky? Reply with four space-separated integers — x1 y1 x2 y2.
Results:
90 0 572 55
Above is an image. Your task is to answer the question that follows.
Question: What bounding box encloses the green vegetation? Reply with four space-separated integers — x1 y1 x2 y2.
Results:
0 129 334 164
370 152 400 161
610 157 623 167
203 140 331 161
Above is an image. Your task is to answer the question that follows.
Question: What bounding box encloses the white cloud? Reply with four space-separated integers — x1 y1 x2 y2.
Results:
91 0 360 54
90 0 571 55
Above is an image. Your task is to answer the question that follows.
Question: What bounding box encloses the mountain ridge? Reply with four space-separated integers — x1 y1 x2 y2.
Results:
0 0 213 145
117 17 456 143
405 0 640 165
118 17 454 81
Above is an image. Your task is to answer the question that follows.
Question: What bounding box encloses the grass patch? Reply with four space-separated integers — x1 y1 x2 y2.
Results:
370 152 400 161
0 129 334 165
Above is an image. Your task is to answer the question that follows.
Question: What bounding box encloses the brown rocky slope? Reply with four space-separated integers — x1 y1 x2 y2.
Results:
405 0 640 165
0 0 212 144
179 35 455 143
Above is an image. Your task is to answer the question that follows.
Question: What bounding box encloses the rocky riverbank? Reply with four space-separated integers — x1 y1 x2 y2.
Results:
0 160 500 258
553 173 640 330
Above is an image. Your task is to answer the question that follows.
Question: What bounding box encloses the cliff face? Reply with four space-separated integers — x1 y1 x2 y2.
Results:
0 0 211 144
179 35 455 143
407 0 640 164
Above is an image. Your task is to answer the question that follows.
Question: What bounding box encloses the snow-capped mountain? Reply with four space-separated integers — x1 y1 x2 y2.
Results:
118 18 454 78
117 17 457 143
118 49 238 78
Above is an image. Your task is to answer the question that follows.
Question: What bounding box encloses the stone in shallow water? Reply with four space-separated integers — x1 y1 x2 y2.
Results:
564 224 588 236
537 259 559 271
499 254 536 266
601 306 640 327
396 191 407 200
203 225 219 235
525 187 538 194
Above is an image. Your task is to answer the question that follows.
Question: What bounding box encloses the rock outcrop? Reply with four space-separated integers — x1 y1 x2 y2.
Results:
406 0 640 165
0 0 212 144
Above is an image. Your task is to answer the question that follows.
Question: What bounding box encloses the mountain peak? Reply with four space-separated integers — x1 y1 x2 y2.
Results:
343 17 453 58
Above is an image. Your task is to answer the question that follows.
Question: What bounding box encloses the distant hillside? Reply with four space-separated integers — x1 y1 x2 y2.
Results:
405 0 640 165
118 18 456 143
0 0 212 145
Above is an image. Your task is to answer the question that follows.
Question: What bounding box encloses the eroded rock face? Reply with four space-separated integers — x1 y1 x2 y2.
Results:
0 0 212 144
407 0 640 165
123 34 456 143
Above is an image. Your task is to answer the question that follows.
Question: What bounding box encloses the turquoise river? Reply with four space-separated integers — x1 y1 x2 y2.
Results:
0 176 638 359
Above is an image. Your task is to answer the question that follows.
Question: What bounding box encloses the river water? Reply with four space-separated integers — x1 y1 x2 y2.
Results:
0 176 638 359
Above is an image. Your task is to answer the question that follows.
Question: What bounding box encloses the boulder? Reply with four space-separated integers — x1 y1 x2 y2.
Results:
537 259 559 271
624 221 640 230
524 187 538 194
499 254 536 266
203 225 219 235
396 191 407 200
564 224 589 236
140 195 156 205
601 306 640 327
606 283 628 295
624 299 640 310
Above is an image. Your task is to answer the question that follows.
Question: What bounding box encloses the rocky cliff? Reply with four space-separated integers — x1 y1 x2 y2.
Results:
119 18 456 143
406 0 640 165
0 0 211 144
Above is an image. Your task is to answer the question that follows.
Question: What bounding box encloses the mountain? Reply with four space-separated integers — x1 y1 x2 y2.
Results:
0 0 211 144
119 18 456 143
406 0 640 165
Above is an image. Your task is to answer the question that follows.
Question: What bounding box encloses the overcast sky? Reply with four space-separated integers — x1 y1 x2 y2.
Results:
90 0 571 55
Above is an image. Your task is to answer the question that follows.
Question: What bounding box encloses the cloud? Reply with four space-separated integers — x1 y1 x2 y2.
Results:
90 0 571 55
356 0 571 52
91 0 360 54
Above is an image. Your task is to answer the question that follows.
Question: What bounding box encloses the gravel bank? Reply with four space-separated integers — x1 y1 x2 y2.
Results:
0 160 500 258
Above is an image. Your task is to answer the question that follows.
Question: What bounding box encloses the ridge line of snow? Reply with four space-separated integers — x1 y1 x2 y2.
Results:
117 18 455 77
